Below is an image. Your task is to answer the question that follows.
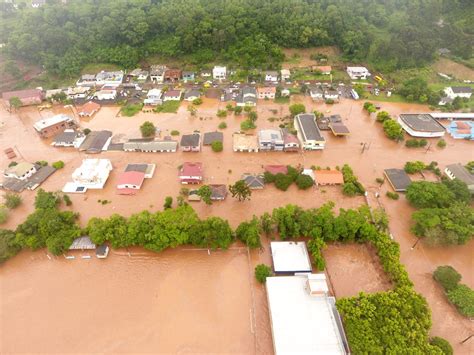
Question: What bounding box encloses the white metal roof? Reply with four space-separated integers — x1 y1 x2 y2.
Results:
270 242 312 273
266 275 347 355
33 114 72 131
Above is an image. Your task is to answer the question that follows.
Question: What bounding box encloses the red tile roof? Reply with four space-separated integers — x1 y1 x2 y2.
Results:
315 170 344 184
78 101 101 115
180 162 203 177
2 88 43 100
117 171 145 187
265 165 288 175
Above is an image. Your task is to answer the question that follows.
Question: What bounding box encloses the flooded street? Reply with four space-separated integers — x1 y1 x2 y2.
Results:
1 97 473 353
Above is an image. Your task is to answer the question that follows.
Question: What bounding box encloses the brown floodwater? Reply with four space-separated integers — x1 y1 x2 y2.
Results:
1 97 473 353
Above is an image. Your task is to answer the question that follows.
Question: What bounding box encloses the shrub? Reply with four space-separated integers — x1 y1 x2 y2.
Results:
433 266 461 292
289 103 305 117
52 160 65 169
163 196 173 209
170 130 180 136
430 337 453 355
404 161 426 174
218 121 227 129
211 141 223 152
386 191 400 200
192 98 203 105
4 193 22 209
83 128 91 135
437 139 446 148
234 106 243 115
63 194 72 206
140 121 156 137
217 109 227 118
240 119 256 131
36 160 48 167
295 174 314 190
375 177 384 184
447 284 474 317
274 173 293 191
255 264 272 283
0 207 8 224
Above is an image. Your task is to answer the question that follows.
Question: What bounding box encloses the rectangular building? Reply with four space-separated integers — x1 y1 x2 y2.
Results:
398 114 445 138
445 163 474 193
33 114 75 138
294 113 326 150
270 241 312 274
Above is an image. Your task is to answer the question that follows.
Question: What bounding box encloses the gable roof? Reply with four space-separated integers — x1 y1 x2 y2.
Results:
265 165 288 175
5 162 35 177
446 163 474 185
180 162 203 177
2 88 43 101
384 169 412 192
203 131 223 145
78 101 100 115
184 89 201 99
180 133 201 147
210 184 227 199
315 170 344 184
242 174 264 189
450 86 472 94
117 171 145 187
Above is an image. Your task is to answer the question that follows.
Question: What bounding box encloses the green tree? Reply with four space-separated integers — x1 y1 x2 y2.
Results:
187 104 197 116
34 189 60 209
430 337 453 355
255 264 272 283
211 141 223 152
229 180 251 201
0 229 21 263
295 174 314 190
0 207 8 224
404 161 426 174
441 179 471 204
192 98 202 105
140 121 156 137
406 181 454 208
189 217 233 250
217 109 227 118
163 196 173 209
218 122 227 129
8 97 22 111
234 106 243 115
197 185 212 205
52 161 65 169
447 284 474 317
433 265 461 292
383 119 404 140
376 111 391 122
4 193 22 209
289 103 306 117
437 139 446 148
236 217 261 248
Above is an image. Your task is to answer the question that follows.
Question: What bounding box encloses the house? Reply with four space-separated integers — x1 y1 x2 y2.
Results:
164 69 182 83
68 236 96 251
265 165 288 175
311 65 332 75
257 86 276 99
116 171 146 195
280 69 291 81
51 129 86 148
294 113 326 150
31 0 46 7
446 121 474 140
309 87 324 101
127 68 149 82
233 133 259 152
188 189 201 202
78 130 112 153
302 169 315 182
184 89 201 102
213 66 227 80
258 129 284 151
346 66 371 80
210 184 227 200
236 87 257 107
95 71 124 86
94 87 117 101
282 130 300 152
125 163 155 179
123 140 177 153
265 71 279 82
445 163 474 193
270 241 312 274
3 162 37 180
180 133 201 152
384 169 412 192
63 159 113 193
444 86 472 99
67 86 90 100
242 174 264 189
314 170 344 186
327 116 349 136
150 65 167 83
182 71 195 82
77 101 101 117
398 114 445 138
76 74 97 87
2 88 43 109
33 114 75 138
179 162 203 184
163 90 182 101
144 89 163 106
324 88 339 101
266 274 348 355
201 70 212 78
203 131 223 146
281 88 290 97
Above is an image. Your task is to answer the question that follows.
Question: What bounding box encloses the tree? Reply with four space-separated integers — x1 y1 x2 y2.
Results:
447 284 474 317
248 111 257 122
192 98 202 105
376 111 391 122
189 217 233 250
236 217 261 248
163 196 173 209
140 121 156 137
34 189 60 209
441 179 471 204
255 264 272 283
289 103 305 117
187 104 197 116
52 161 65 169
229 180 251 201
383 119 404 140
430 337 453 355
4 193 22 209
437 139 446 148
8 97 22 111
404 161 426 174
295 174 314 190
234 106 243 115
0 207 8 224
433 266 461 292
211 141 223 152
218 122 227 129
274 173 293 191
406 181 454 208
217 109 227 118
197 185 212 205
240 119 256 131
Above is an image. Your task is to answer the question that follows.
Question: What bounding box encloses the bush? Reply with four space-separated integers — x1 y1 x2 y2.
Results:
433 266 461 292
289 103 305 117
274 173 293 191
4 193 22 209
36 160 48 167
52 160 65 169
217 109 227 118
404 161 426 174
234 106 243 115
163 196 173 209
83 128 91 135
170 130 180 136
63 194 72 206
383 119 404 140
447 284 474 317
0 207 9 224
211 141 223 152
255 264 272 283
386 191 400 200
295 174 314 190
437 139 446 148
240 119 256 131
325 98 334 104
376 111 391 122
140 121 156 137
192 98 203 105
430 337 453 355
218 121 227 129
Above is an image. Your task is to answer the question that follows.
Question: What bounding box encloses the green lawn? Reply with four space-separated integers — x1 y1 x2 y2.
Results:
154 100 181 113
365 93 409 103
120 103 143 117
274 96 290 104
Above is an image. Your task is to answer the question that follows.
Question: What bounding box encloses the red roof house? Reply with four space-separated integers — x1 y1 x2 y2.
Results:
2 89 44 108
179 162 203 184
116 171 146 195
265 165 288 175
314 170 344 185
78 101 101 117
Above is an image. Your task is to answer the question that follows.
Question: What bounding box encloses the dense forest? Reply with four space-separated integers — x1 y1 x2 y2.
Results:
0 0 472 76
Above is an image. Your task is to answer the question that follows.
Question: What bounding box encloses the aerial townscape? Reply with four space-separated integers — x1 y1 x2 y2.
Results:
0 0 473 354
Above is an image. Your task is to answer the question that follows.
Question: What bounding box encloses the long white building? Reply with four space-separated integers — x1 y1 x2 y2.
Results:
398 114 445 138
63 159 112 193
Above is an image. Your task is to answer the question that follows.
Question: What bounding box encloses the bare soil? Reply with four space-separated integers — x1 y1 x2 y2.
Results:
432 58 474 81
282 46 342 69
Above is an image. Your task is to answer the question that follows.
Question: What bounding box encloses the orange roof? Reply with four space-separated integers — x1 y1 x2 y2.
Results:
315 170 344 184
313 66 332 73
78 101 101 115
257 86 276 93
117 171 145 187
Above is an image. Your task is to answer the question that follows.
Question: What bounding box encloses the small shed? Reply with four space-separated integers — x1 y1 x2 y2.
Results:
384 169 412 192
69 236 96 250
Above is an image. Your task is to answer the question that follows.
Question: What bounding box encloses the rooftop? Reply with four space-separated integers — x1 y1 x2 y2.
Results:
233 133 259 151
384 168 412 192
270 241 312 274
242 174 264 189
117 171 145 187
180 133 201 147
203 131 223 145
2 88 43 100
78 101 100 115
69 236 96 250
180 162 203 177
4 162 35 177
399 114 445 133
315 170 344 185
265 165 288 175
446 163 474 185
210 184 227 200
33 114 72 131
295 114 325 141
450 86 472 94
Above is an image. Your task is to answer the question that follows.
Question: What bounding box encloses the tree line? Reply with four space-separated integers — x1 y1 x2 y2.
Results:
0 0 472 77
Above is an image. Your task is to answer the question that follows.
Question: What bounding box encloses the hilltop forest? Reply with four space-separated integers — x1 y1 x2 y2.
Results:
0 0 472 76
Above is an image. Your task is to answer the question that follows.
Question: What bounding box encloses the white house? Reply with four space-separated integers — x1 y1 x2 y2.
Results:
398 114 445 138
257 87 276 99
310 87 324 101
281 69 291 81
213 66 227 80
63 159 113 193
444 86 472 99
236 87 257 107
324 88 339 101
128 68 149 82
346 66 371 80
67 86 90 99
94 88 117 101
76 74 96 87
144 89 162 106
163 90 182 101
95 71 124 86
3 162 37 180
265 71 279 82
150 65 166 83
294 113 326 150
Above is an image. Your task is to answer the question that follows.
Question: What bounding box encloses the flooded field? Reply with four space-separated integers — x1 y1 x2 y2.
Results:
1 96 473 353
0 247 273 354
323 243 392 298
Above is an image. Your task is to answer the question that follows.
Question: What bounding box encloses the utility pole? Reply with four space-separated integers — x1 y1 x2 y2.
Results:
411 238 421 250
460 334 473 344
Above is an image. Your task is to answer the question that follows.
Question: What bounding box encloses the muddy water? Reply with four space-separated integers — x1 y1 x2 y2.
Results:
1 97 473 353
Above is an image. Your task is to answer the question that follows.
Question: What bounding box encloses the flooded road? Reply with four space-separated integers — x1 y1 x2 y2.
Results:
1 97 473 353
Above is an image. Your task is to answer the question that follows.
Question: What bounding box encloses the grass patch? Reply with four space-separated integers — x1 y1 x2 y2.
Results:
365 93 408 103
274 96 290 104
154 100 181 113
120 103 143 117
81 63 121 74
